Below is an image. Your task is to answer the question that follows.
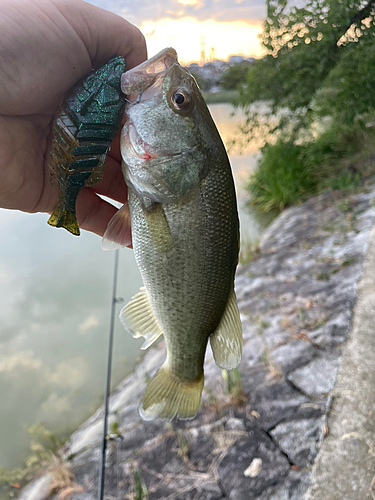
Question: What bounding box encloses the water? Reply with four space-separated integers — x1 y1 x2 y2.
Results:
0 103 269 476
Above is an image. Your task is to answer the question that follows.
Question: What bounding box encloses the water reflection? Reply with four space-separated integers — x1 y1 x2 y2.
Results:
0 103 270 475
0 213 143 471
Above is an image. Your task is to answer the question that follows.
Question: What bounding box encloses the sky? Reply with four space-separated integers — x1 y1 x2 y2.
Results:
86 0 266 64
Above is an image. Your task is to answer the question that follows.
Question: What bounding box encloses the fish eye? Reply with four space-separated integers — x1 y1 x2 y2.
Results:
171 90 191 110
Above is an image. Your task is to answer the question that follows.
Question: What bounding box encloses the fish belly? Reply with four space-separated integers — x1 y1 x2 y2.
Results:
128 161 239 382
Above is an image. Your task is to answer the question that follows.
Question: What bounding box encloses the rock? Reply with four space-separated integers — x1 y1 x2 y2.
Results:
18 474 53 500
270 407 326 467
25 187 375 500
271 340 318 374
287 353 341 395
248 379 308 431
257 469 312 500
225 418 246 431
217 429 291 499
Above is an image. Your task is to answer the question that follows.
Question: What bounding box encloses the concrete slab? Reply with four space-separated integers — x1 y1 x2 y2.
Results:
305 224 375 500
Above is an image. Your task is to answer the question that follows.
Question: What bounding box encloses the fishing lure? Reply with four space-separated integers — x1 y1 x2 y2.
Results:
47 56 127 235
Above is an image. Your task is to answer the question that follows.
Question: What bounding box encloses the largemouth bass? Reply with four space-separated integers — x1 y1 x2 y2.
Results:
104 48 242 420
48 56 127 235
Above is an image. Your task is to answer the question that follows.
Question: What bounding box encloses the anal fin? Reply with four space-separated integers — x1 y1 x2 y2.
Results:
119 287 163 349
210 288 242 370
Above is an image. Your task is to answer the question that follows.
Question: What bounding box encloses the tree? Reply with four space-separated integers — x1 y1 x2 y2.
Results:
239 0 375 212
239 0 375 139
221 61 253 90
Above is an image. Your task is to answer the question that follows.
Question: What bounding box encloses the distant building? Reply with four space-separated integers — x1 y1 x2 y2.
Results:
187 55 256 91
188 63 199 71
229 55 245 64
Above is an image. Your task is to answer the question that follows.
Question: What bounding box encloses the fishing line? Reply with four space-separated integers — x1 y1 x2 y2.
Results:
98 248 121 500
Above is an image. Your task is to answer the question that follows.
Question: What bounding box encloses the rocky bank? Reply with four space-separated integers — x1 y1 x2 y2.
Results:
20 186 375 500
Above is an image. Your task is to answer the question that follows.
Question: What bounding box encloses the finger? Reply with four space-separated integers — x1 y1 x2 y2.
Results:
75 187 129 238
88 156 128 204
107 128 122 164
69 1 147 70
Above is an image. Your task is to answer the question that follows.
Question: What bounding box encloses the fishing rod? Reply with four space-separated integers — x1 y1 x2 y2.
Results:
98 248 121 500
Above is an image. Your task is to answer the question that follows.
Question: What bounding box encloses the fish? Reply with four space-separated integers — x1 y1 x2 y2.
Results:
47 56 127 235
103 48 242 420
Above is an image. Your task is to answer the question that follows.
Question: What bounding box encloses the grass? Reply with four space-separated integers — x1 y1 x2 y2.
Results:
202 89 240 104
0 424 80 499
129 465 149 500
246 121 375 213
221 368 244 402
247 140 318 212
239 239 260 265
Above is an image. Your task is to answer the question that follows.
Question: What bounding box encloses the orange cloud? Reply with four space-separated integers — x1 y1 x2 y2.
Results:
141 17 263 63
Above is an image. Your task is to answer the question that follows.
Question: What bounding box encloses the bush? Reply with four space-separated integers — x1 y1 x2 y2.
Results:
247 123 368 212
247 140 317 212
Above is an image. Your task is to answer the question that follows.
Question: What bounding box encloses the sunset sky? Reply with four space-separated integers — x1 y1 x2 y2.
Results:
87 0 266 64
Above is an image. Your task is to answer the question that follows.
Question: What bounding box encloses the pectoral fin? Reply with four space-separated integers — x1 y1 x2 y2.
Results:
142 202 174 254
119 287 163 350
102 202 132 251
210 288 242 370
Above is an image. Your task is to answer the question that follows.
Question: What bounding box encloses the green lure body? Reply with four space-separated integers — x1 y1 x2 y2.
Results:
47 56 127 235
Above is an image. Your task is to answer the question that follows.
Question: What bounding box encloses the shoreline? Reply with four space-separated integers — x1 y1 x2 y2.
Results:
17 183 375 500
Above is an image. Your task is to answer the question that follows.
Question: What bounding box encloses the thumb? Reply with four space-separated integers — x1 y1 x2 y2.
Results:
60 0 147 70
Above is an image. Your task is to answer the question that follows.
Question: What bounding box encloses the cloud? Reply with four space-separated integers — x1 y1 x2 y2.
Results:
0 264 11 285
79 314 99 333
47 358 89 388
40 392 72 414
141 17 263 62
0 350 42 372
87 0 265 26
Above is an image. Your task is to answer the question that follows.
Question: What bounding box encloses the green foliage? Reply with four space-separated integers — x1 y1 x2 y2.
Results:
315 37 375 123
0 424 66 489
202 89 240 104
241 0 375 115
130 466 148 500
239 239 260 265
247 140 317 211
109 420 121 436
221 62 253 90
303 124 363 167
247 121 367 211
221 368 244 400
238 0 375 211
175 430 190 463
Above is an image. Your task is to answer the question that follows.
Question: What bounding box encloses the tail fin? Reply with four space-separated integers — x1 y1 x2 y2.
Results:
47 206 80 236
140 364 204 421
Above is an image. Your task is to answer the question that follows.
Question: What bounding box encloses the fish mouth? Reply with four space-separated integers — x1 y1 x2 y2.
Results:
121 48 178 99
122 120 195 163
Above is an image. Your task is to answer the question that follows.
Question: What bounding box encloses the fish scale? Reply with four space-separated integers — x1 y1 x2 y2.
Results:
105 48 243 420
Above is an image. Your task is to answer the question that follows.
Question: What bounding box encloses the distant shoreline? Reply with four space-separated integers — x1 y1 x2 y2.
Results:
203 89 239 104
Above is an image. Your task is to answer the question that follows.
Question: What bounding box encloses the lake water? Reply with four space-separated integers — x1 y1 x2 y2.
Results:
0 103 270 477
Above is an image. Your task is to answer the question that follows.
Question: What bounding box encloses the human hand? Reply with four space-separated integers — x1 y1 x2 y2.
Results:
0 0 146 236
